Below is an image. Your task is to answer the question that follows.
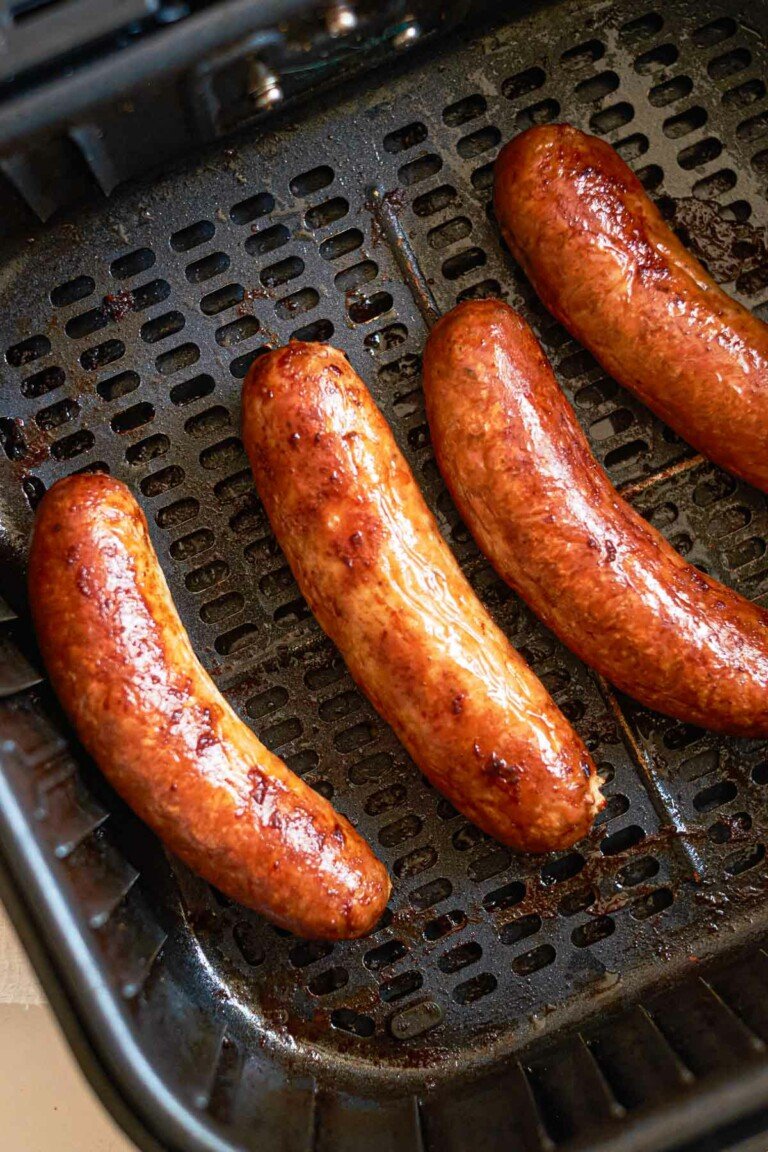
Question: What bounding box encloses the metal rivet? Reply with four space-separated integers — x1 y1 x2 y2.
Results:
392 19 421 50
325 2 357 35
247 61 283 110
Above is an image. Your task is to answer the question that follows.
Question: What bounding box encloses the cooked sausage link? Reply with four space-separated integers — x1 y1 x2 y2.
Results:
28 474 390 939
424 299 768 736
242 343 602 854
494 123 768 492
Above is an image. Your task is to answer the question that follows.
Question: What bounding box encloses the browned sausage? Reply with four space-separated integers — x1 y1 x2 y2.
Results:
28 474 390 939
494 124 768 492
242 343 602 853
423 300 768 736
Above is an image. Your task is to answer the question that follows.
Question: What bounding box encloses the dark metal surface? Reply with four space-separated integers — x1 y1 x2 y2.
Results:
1 0 768 1148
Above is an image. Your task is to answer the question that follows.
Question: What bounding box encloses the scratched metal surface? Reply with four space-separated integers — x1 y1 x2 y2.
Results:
1 1 768 1150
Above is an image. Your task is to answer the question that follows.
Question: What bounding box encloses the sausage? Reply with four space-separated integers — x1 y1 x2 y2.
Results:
423 299 768 736
28 473 390 939
493 124 768 492
242 343 602 853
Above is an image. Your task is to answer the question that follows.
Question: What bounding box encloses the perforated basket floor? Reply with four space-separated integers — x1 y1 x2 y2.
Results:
2 1 768 1150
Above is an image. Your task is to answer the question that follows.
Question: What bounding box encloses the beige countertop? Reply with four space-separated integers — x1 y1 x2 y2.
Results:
0 902 136 1152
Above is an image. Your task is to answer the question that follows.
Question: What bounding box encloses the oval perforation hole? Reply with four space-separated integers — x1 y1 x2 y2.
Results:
482 881 525 911
708 49 751 81
230 191 274 225
7 334 50 366
275 288 319 322
170 528 214 561
693 16 737 47
572 916 615 947
50 429 95 461
308 966 349 996
442 247 487 281
156 497 199 529
306 198 349 229
131 279 171 311
452 972 496 1004
500 914 541 945
232 347 271 379
51 276 95 308
156 343 200 375
111 248 155 279
200 437 246 471
724 79 766 109
331 1009 374 1038
261 256 304 288
619 12 664 45
560 39 605 70
97 370 139 402
290 165 334 196
364 940 407 970
502 66 546 101
335 260 378 293
35 398 79 431
141 311 185 344
81 339 125 371
245 224 291 258
631 887 673 920
410 877 452 911
186 252 230 284
424 910 466 941
170 220 215 252
413 184 457 217
185 558 228 592
663 106 707 138
649 76 694 107
678 137 723 169
141 465 185 497
617 855 660 887
201 283 245 315
384 123 428 154
693 780 737 812
215 623 260 656
602 825 646 855
516 99 560 130
443 94 487 126
185 406 230 439
21 365 65 398
398 154 443 187
380 971 423 1003
428 216 472 249
111 402 154 434
127 434 168 465
439 942 481 974
513 944 556 976
541 851 584 884
319 228 363 261
591 102 634 134
170 373 215 406
348 291 393 325
467 847 510 882
202 589 241 626
693 169 737 198
737 113 768 145
457 126 501 159
575 71 620 103
635 44 678 74
216 316 260 347
292 318 334 342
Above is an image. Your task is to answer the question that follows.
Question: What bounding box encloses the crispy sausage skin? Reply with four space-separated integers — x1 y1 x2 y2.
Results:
28 474 389 939
242 343 602 853
423 300 768 736
494 124 768 492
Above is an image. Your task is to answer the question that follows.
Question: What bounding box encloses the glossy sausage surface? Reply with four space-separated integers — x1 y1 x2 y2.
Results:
242 343 602 853
28 474 390 939
424 300 768 736
494 123 768 492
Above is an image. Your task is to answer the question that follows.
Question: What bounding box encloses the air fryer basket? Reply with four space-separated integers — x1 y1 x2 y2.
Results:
1 1 768 1149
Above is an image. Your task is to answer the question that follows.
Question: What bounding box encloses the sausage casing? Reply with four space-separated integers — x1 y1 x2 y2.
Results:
242 343 602 853
28 474 390 939
424 300 768 736
494 124 768 492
